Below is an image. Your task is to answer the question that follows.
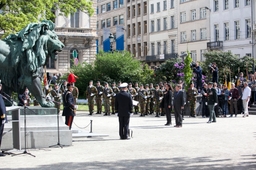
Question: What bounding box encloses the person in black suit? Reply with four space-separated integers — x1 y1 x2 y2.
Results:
62 83 76 130
115 82 133 140
0 83 7 156
207 82 218 123
173 84 184 128
161 83 173 126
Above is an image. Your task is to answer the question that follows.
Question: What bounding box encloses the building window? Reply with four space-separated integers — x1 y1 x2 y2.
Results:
137 3 141 16
157 19 161 31
119 0 124 7
234 0 239 8
127 7 130 19
119 15 124 24
246 53 251 57
214 24 219 41
106 18 111 27
191 50 197 62
127 24 130 37
132 23 135 36
163 41 167 54
180 0 187 3
180 12 186 23
138 43 141 57
97 7 99 14
214 0 219 11
113 0 118 9
151 43 155 55
144 42 148 56
171 39 175 53
144 21 147 33
157 42 161 55
191 30 196 41
163 0 167 10
101 4 106 13
151 20 155 32
191 9 196 21
70 10 79 28
138 22 141 34
132 44 136 57
246 19 251 38
163 17 167 30
97 21 99 30
234 21 240 39
144 2 147 15
101 20 105 28
171 16 175 29
132 5 135 17
200 28 207 40
224 23 229 40
113 16 118 26
157 2 160 12
200 8 206 19
170 0 174 8
224 0 229 9
107 2 111 11
151 4 154 13
200 49 206 61
245 0 251 5
181 31 187 43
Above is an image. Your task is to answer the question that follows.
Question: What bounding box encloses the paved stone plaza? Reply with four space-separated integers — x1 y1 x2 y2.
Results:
1 112 256 170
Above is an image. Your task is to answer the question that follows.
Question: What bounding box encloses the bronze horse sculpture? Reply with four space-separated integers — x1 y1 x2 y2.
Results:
0 20 64 107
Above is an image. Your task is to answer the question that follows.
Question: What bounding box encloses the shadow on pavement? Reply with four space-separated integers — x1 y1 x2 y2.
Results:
3 156 256 170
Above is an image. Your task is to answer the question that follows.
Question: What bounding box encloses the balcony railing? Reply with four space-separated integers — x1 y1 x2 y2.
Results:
145 53 178 62
207 41 223 50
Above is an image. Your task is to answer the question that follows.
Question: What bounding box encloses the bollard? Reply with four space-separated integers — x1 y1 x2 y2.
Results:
90 120 93 133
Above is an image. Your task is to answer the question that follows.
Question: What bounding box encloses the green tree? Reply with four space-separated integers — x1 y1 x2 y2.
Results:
183 52 193 90
202 51 254 83
0 0 94 35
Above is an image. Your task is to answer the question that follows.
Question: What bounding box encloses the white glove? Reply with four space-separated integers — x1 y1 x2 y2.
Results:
74 105 78 109
2 119 6 124
130 113 134 116
205 102 208 106
214 103 217 106
115 113 118 116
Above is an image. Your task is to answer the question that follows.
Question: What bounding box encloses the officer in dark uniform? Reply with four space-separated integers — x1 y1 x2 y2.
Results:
111 82 120 114
62 83 76 130
0 83 7 156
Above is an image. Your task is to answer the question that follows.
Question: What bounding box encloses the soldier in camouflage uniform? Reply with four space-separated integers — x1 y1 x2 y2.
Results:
103 82 113 116
111 82 120 114
96 81 104 114
50 84 62 113
134 82 140 114
154 84 163 117
85 80 97 115
186 82 198 117
145 84 151 115
149 83 156 114
138 84 147 117
72 85 79 104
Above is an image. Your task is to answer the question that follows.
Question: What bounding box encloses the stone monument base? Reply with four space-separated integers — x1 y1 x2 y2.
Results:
2 106 72 150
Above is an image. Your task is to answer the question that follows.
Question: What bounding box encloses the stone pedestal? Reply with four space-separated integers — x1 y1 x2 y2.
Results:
2 106 72 150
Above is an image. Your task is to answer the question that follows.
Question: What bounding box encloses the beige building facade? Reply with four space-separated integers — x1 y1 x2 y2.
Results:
49 0 97 73
178 0 210 62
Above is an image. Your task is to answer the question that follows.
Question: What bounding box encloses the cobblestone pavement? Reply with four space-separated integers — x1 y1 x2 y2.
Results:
1 112 256 170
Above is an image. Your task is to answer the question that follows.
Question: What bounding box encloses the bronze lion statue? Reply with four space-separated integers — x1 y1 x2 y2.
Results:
0 20 64 107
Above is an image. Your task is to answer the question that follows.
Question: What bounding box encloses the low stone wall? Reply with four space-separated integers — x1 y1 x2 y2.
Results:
2 106 72 150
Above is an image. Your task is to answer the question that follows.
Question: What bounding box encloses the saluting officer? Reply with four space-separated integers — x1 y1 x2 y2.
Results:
111 82 120 114
85 80 97 115
96 81 104 114
103 82 113 116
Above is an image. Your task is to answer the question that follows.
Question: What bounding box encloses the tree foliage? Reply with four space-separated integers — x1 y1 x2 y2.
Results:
202 51 254 83
184 52 193 90
0 0 94 35
70 51 154 97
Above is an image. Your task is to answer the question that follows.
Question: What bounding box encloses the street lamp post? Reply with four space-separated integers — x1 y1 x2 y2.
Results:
109 33 114 53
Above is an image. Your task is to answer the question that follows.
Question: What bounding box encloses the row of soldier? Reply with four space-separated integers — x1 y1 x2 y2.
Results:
86 80 170 117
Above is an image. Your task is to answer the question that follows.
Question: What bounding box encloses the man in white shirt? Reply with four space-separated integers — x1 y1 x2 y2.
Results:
242 82 251 117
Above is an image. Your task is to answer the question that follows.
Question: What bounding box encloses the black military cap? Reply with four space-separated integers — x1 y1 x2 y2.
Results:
67 83 73 87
